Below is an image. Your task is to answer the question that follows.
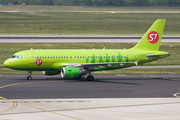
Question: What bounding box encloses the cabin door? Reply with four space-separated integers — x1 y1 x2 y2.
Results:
74 55 77 61
29 52 35 64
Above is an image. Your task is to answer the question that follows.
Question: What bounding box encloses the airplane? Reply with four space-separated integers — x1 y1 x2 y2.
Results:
4 19 169 81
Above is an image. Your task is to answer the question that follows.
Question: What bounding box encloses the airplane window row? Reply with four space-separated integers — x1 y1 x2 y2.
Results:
11 55 22 59
35 56 126 59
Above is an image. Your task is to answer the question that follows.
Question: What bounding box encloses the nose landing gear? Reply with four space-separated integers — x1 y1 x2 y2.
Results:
27 71 32 80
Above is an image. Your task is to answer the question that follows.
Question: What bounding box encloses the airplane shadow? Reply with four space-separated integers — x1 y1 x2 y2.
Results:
12 76 143 85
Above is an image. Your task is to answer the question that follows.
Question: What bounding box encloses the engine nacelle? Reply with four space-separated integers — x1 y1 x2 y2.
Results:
61 67 81 79
43 71 60 76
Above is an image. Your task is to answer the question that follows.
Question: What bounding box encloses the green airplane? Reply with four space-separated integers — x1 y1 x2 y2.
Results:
4 19 169 81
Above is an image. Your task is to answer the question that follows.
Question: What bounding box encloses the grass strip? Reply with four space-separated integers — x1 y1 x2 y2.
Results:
0 12 180 35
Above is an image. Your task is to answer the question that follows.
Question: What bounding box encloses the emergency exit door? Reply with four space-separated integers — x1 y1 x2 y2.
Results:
131 52 137 62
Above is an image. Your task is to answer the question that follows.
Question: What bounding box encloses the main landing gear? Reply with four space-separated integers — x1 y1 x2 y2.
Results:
86 71 95 81
87 75 94 81
27 71 32 80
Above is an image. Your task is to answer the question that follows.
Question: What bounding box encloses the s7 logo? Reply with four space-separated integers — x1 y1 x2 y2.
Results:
147 31 159 44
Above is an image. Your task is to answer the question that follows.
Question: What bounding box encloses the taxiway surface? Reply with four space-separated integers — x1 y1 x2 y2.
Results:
0 74 180 120
0 74 179 99
0 36 180 43
1 10 180 13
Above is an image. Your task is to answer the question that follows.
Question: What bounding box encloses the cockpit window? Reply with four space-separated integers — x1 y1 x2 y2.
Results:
11 55 22 59
11 55 16 58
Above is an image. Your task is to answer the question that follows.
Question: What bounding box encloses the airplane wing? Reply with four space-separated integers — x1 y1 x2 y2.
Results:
64 60 139 70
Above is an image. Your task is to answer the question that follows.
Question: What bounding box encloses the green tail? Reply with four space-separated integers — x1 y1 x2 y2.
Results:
131 19 166 51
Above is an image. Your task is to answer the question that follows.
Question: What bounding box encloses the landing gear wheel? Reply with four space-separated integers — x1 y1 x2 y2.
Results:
27 71 32 80
87 75 94 81
27 76 32 80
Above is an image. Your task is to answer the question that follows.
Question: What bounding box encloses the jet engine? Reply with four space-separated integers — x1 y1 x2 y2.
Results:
43 71 60 76
61 67 84 79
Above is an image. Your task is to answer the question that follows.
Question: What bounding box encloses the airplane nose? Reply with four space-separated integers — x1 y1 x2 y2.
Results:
4 60 11 68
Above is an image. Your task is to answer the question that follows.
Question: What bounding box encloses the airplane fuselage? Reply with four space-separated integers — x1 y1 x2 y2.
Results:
4 49 168 71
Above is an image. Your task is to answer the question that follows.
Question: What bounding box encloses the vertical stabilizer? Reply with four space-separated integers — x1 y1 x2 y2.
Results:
131 19 166 51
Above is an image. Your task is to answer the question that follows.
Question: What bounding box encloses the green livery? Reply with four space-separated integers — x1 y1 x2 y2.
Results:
4 19 169 81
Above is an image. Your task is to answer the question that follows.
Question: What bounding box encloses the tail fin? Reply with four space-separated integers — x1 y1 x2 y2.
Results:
131 19 166 51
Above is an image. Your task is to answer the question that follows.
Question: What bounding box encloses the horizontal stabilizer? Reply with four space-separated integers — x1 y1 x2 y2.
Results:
146 54 170 59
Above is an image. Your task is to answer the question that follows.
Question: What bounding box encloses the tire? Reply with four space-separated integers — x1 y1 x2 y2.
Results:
27 76 32 80
87 75 94 81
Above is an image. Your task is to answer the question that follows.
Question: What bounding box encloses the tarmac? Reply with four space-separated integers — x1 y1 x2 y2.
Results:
0 36 180 43
0 74 180 120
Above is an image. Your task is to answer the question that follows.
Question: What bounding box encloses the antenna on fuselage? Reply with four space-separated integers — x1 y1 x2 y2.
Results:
31 47 33 50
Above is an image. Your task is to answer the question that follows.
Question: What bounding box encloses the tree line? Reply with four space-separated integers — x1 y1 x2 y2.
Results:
0 0 180 6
